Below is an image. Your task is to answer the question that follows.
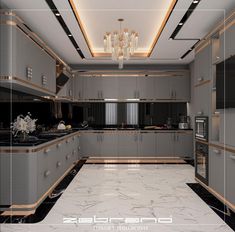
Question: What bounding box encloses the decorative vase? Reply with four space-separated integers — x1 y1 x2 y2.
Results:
18 132 29 142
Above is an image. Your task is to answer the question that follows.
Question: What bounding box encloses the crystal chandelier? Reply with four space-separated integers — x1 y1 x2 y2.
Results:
104 19 138 69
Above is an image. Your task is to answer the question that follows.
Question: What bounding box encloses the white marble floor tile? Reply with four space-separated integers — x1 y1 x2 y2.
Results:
1 164 233 232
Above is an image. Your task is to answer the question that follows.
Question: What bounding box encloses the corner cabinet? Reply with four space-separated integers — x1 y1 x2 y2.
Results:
0 23 56 96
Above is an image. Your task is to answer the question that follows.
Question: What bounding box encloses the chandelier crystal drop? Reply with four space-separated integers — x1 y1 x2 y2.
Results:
104 19 138 69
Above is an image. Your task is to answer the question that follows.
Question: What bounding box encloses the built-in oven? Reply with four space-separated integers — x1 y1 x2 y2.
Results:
195 141 209 185
195 116 208 141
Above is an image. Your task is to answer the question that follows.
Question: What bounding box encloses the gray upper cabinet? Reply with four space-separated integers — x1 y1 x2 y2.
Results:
220 25 235 61
154 77 171 99
57 78 73 100
74 76 84 100
156 132 175 157
0 24 56 94
84 77 103 100
138 132 156 156
194 44 211 85
171 75 190 101
101 76 119 99
209 147 225 197
118 77 137 99
194 82 211 116
174 132 193 158
226 151 235 205
136 77 155 100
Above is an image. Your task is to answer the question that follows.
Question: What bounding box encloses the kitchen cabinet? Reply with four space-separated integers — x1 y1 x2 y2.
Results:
118 77 137 99
194 82 211 116
171 76 190 101
0 132 80 209
118 132 138 157
156 132 175 157
84 77 103 100
226 151 235 205
209 147 225 197
194 44 212 85
74 76 85 100
138 132 156 156
100 132 118 157
57 78 74 100
0 24 56 95
79 132 101 157
101 76 119 99
174 132 193 158
136 76 155 100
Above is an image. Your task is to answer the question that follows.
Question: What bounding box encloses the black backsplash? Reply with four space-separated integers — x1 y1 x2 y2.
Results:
0 102 187 129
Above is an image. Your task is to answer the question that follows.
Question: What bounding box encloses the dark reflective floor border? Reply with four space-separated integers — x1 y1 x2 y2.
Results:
187 183 235 231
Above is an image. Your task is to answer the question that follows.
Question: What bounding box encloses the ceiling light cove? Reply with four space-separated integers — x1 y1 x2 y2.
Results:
69 0 178 58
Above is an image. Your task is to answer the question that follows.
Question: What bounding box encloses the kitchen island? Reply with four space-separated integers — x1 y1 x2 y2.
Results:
0 130 80 215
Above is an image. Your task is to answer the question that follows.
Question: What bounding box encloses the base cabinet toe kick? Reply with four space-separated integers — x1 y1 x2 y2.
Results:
0 132 80 215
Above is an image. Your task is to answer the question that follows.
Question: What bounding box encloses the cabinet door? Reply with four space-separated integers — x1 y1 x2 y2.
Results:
138 132 156 157
79 133 101 157
100 133 118 157
101 76 119 99
209 147 225 197
194 45 211 85
194 83 211 116
171 76 190 101
136 76 155 100
84 77 103 100
74 76 84 100
118 132 138 157
174 132 193 158
154 77 171 99
118 77 137 99
226 151 235 205
156 133 175 157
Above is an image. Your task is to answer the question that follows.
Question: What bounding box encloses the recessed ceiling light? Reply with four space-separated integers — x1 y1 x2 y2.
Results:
68 34 72 37
193 0 199 3
55 12 60 16
179 22 184 26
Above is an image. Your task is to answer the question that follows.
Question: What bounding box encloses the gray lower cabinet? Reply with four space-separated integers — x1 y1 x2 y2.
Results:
80 132 101 157
156 132 175 157
0 133 80 208
226 151 235 205
174 132 193 158
138 132 156 156
209 147 225 197
100 133 118 157
118 132 138 157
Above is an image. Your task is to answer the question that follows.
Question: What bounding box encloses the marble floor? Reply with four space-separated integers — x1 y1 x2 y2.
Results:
0 164 233 232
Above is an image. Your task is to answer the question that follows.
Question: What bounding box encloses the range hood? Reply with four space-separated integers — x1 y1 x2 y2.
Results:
56 68 72 94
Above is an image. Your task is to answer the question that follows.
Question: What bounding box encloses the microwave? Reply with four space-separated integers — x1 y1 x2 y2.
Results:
195 116 208 141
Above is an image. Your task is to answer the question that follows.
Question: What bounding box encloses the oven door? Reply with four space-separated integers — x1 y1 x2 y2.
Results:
195 143 208 185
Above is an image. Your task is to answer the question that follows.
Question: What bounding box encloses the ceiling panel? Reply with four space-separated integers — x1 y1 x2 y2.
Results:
176 0 235 39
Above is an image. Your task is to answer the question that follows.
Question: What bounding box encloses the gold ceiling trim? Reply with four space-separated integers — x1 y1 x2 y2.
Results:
68 0 177 58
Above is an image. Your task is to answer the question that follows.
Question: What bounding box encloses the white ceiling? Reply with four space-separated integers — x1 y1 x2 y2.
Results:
1 0 235 66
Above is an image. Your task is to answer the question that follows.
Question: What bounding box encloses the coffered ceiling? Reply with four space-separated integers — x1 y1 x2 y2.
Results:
1 0 235 67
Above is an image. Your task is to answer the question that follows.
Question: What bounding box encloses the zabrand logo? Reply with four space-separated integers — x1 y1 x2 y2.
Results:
63 215 173 224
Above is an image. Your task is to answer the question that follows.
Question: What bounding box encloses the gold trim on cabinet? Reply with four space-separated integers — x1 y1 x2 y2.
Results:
209 143 235 155
194 80 211 88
